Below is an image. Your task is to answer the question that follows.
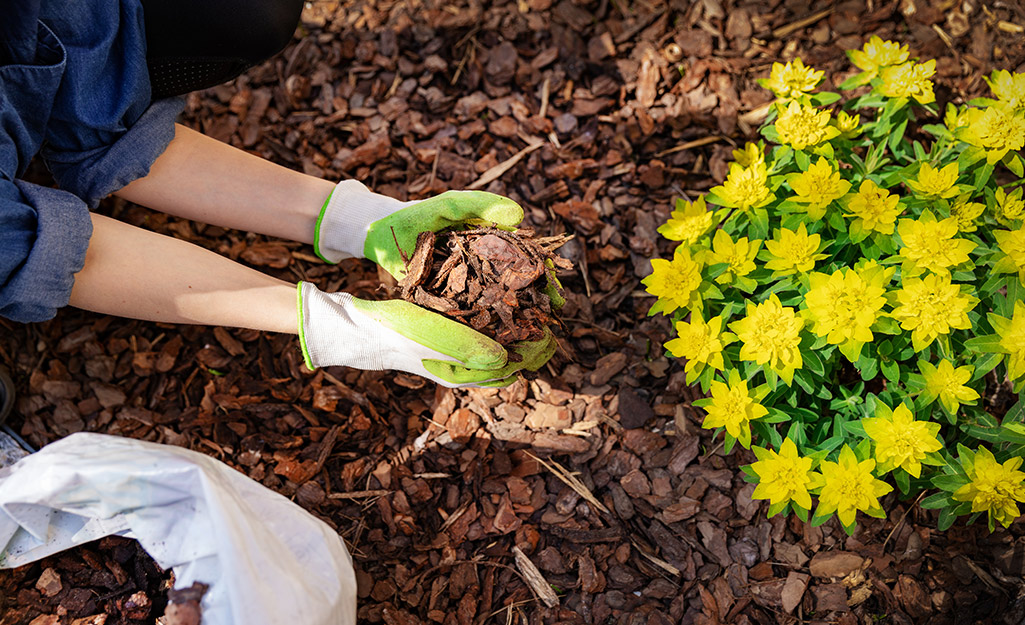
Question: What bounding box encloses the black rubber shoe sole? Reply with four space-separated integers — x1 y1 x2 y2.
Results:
0 366 13 426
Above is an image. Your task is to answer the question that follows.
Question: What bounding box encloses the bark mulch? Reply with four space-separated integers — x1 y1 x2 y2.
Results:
3 1 1025 624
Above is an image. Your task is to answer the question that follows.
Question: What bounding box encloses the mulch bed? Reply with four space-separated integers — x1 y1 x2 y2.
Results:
3 0 1025 623
0 536 206 625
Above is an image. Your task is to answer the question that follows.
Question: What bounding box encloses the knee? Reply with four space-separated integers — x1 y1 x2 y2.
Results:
237 0 304 64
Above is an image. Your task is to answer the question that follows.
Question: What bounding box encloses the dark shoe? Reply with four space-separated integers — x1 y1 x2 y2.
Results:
0 366 13 426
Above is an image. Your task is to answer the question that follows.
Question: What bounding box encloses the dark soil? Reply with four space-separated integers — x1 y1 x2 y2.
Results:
3 1 1025 624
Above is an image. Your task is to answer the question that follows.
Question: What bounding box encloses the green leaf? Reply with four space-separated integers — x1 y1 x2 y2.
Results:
894 469 910 494
937 507 958 531
974 163 995 189
920 491 951 510
803 348 825 377
795 149 811 171
839 72 872 90
887 118 909 155
880 358 900 383
843 420 867 437
998 423 1025 445
810 509 833 527
972 352 1003 380
931 474 966 491
811 91 842 106
965 334 1005 353
750 209 770 241
1006 152 1025 178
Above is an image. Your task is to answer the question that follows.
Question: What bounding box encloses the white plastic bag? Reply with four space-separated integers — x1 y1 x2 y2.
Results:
0 432 357 625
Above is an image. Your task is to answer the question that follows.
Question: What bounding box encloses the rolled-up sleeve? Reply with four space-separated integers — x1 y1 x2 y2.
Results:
39 0 183 207
43 96 183 207
0 178 92 322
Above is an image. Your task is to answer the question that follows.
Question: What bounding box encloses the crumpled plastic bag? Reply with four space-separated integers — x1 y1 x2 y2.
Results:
0 432 357 625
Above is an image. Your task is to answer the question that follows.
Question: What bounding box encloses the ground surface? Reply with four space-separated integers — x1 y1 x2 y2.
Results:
4 1 1025 624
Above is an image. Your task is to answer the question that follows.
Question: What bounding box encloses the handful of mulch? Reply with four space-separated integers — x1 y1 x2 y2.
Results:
397 226 573 348
0 536 207 625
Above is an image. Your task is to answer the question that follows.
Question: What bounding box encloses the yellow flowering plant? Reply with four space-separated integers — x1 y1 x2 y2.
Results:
645 40 1025 534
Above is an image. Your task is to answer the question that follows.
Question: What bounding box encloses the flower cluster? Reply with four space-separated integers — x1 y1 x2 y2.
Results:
646 40 1025 533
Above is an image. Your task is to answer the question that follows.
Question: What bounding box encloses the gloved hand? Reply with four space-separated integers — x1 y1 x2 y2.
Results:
313 180 523 278
297 282 558 388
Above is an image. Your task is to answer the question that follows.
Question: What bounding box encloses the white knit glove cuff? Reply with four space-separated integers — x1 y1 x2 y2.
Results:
298 283 484 387
314 180 414 263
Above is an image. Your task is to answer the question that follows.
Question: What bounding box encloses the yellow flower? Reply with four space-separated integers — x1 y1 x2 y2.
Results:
844 179 903 236
891 273 977 351
957 105 1025 164
919 360 980 415
813 445 892 528
763 223 827 275
802 265 890 362
849 36 910 77
862 402 942 478
949 196 985 233
905 162 959 199
762 57 824 100
897 211 976 276
986 70 1025 110
945 103 971 133
878 61 936 104
642 245 703 316
704 229 761 284
995 186 1025 225
702 368 768 448
709 161 774 211
732 142 764 168
953 446 1025 529
787 157 852 220
750 438 817 511
835 111 861 138
658 195 715 244
774 101 840 151
994 226 1025 285
991 300 1025 382
730 294 805 385
666 312 727 375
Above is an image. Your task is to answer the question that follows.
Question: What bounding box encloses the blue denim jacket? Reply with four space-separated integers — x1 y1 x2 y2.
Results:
0 0 183 323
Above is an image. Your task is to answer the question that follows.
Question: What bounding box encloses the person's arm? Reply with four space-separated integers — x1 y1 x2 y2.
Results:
115 124 334 244
69 212 297 333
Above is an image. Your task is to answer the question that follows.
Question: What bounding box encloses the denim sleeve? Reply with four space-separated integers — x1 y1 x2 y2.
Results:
0 178 92 323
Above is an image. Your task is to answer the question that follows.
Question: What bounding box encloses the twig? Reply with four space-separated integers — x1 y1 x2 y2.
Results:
525 451 610 514
328 489 391 499
882 491 926 550
654 135 725 158
468 139 544 190
614 9 666 44
770 8 833 39
511 546 560 607
539 75 550 119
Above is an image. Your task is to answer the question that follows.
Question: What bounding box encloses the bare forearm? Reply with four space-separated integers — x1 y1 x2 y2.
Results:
116 124 335 244
69 213 298 333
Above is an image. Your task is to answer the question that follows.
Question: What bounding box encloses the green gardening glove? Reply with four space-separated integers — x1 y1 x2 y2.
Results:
298 283 558 388
313 180 523 278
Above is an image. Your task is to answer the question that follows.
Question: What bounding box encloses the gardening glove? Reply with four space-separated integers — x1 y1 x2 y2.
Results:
313 180 523 279
297 282 558 388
